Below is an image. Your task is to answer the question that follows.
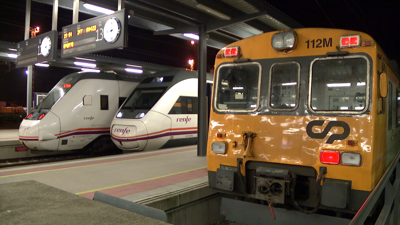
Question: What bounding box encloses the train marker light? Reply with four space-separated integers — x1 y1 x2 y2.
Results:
63 83 72 88
320 150 340 164
26 113 33 119
38 113 46 120
216 133 223 138
340 35 360 48
224 47 239 57
272 30 297 50
341 152 361 166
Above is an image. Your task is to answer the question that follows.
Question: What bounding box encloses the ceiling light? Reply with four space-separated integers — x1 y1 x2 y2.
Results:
327 83 351 87
183 33 199 40
74 61 97 68
196 4 231 20
126 64 142 68
75 57 96 61
125 68 143 74
83 3 114 15
7 53 17 59
81 68 100 73
35 63 49 67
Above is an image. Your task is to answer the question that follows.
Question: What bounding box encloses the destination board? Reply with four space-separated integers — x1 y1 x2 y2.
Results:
16 30 58 68
61 9 127 58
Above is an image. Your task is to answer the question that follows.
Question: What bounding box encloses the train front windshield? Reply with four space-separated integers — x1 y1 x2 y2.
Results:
310 57 368 112
121 89 165 111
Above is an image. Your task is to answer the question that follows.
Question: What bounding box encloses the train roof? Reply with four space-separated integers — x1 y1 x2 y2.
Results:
60 71 139 84
135 69 213 90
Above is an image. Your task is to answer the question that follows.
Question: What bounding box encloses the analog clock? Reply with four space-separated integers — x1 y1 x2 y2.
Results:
40 36 51 57
103 17 121 43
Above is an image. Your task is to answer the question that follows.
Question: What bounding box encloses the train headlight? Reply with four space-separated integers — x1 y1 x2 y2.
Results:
341 152 361 166
116 112 123 118
212 142 226 154
271 30 297 51
135 112 146 118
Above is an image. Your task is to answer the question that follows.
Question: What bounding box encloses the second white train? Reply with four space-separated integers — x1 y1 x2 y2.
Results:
111 69 212 151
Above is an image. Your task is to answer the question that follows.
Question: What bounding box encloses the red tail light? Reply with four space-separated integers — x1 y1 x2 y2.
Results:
26 113 33 119
38 113 46 120
63 83 72 88
320 150 340 164
224 47 239 57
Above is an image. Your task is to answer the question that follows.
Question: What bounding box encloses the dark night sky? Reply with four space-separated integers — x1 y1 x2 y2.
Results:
1 0 400 106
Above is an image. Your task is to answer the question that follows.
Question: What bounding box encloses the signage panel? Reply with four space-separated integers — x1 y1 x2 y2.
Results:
61 9 127 58
16 30 58 68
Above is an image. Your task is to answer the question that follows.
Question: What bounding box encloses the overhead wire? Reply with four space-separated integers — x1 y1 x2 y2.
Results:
314 0 336 28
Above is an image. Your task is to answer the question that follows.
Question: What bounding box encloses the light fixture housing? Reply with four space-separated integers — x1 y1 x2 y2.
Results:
271 30 297 51
83 3 114 15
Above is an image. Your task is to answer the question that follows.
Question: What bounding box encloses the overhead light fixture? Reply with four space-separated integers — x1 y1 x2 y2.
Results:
81 68 100 73
327 83 351 87
7 53 17 59
83 3 114 15
35 63 49 67
282 82 297 86
196 4 231 20
183 33 199 40
125 68 143 74
75 57 96 61
126 64 142 68
74 61 97 68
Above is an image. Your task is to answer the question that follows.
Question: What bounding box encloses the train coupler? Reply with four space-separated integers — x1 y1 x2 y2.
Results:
254 167 292 204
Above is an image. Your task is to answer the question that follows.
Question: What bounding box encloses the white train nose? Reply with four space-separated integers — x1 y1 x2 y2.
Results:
111 122 148 150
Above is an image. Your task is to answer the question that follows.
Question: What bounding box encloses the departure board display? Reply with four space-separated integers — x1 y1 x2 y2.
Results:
61 9 126 58
16 30 58 68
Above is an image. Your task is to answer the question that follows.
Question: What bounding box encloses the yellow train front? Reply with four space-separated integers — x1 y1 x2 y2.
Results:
207 28 400 213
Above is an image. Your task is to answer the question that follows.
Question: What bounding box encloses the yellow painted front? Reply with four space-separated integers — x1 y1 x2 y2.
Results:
207 28 394 192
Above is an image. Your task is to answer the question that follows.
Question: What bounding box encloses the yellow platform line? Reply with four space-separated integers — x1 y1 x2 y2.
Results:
75 166 207 195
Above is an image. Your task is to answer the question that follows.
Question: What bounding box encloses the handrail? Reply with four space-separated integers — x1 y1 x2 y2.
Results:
349 150 400 224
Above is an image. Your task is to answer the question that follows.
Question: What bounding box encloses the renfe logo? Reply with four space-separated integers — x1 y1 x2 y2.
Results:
177 116 192 124
84 116 94 120
114 127 131 135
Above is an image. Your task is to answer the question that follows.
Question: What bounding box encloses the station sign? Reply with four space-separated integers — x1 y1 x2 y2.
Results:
61 9 127 58
16 30 58 68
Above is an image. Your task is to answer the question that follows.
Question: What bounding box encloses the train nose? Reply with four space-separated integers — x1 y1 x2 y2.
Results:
19 120 41 149
111 122 148 151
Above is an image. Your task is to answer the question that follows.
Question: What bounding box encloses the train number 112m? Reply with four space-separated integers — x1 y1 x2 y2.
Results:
305 38 332 48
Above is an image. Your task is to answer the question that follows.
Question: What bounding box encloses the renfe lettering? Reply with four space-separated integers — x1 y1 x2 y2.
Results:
114 128 131 135
176 116 192 124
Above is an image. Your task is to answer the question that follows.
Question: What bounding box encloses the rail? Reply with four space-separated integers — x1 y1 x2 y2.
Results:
350 150 400 224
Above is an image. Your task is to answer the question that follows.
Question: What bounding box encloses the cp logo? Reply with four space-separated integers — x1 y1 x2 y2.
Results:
306 120 350 144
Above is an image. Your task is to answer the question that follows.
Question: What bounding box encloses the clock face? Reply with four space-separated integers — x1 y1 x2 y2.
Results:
40 36 51 57
104 17 121 43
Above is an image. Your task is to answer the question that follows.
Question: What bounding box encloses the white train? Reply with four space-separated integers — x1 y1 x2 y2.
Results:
19 71 139 152
111 69 213 151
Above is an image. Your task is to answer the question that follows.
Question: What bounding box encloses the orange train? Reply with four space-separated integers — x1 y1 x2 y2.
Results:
207 28 400 214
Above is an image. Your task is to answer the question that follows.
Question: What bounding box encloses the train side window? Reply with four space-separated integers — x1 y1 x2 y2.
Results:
169 96 197 114
83 95 92 106
397 89 400 127
101 95 108 110
269 62 300 110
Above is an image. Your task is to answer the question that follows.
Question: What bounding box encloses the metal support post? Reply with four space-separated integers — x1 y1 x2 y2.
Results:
25 0 32 114
73 0 79 24
118 0 125 10
52 0 59 30
197 24 207 156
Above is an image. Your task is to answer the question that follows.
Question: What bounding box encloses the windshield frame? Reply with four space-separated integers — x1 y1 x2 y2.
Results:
308 54 370 114
213 62 262 113
121 88 166 111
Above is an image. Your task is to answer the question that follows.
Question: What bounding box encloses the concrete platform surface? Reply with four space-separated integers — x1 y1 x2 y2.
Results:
0 129 19 141
0 180 170 225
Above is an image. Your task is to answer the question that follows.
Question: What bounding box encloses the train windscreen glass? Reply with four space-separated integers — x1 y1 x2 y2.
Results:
215 63 260 111
311 57 368 112
122 89 165 110
36 75 80 109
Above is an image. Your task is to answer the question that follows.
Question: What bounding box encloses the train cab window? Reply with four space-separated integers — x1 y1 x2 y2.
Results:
214 62 261 112
121 89 165 111
310 57 368 113
169 96 198 114
397 89 400 126
269 62 300 109
100 95 108 110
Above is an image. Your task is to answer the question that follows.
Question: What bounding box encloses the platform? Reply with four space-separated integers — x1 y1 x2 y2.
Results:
0 145 218 224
